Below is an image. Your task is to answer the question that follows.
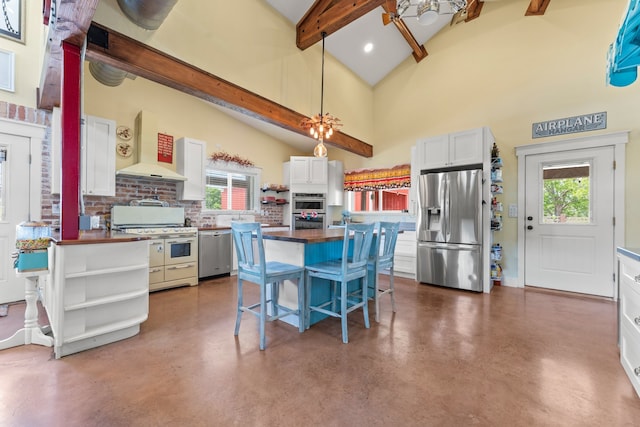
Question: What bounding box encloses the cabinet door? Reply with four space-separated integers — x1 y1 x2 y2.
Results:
308 157 328 184
417 134 449 170
82 115 116 196
448 128 484 167
290 157 310 184
327 160 343 206
176 137 206 200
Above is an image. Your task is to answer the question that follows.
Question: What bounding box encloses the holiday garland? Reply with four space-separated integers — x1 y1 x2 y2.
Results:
209 151 254 167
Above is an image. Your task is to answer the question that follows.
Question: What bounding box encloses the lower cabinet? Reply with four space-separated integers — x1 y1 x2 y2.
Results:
45 240 149 358
618 250 640 398
394 230 416 279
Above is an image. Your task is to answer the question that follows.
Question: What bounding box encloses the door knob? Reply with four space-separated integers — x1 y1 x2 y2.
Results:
527 216 533 221
527 225 533 230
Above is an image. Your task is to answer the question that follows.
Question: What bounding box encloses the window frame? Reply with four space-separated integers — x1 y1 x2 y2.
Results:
202 160 261 214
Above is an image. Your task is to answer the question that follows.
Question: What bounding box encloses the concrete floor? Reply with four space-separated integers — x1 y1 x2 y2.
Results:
0 275 639 426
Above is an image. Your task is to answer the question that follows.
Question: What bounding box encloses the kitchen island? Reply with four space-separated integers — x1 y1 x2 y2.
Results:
262 228 372 328
45 231 150 358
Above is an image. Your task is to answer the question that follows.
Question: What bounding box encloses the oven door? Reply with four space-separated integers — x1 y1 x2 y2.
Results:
165 236 198 265
292 213 326 230
292 194 326 212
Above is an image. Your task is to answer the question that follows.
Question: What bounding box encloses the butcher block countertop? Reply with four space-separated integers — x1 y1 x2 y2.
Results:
261 228 346 244
51 230 150 245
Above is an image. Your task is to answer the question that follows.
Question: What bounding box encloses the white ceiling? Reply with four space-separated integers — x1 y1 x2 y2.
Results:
263 0 453 86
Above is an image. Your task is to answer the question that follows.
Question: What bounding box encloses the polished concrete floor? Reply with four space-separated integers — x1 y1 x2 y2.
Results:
1 275 639 426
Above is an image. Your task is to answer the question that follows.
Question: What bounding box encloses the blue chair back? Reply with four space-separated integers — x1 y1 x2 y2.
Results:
374 222 400 267
231 222 266 280
343 222 375 275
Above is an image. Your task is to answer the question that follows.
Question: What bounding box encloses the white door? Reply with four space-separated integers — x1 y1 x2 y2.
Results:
0 133 31 304
524 146 615 297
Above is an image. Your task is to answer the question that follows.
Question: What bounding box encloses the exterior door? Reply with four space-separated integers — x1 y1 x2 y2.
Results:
0 133 31 304
524 146 615 297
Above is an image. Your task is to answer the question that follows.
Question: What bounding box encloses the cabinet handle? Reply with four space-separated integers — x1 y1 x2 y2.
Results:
167 264 194 270
635 367 640 377
635 316 640 326
149 268 162 273
634 274 640 283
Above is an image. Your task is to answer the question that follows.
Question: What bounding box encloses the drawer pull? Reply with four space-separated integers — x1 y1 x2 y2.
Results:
635 316 640 326
635 274 640 283
635 367 640 377
167 264 193 270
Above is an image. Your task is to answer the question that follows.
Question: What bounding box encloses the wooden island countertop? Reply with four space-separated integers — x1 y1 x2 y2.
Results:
51 230 150 245
262 228 346 244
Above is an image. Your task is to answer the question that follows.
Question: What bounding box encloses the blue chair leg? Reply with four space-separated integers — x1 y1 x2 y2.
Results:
271 281 279 318
234 278 243 336
305 271 311 330
259 283 267 351
341 280 348 344
375 265 381 323
390 266 397 313
362 275 370 329
297 273 305 333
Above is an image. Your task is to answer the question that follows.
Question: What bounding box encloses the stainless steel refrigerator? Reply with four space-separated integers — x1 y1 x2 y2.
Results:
416 168 483 292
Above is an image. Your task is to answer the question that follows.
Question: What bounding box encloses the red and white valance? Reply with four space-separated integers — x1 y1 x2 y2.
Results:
344 164 411 191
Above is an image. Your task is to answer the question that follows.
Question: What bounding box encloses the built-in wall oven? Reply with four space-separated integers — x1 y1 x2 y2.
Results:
112 205 199 292
291 193 326 230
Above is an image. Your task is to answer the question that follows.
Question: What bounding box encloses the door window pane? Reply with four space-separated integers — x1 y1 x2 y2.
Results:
542 162 590 224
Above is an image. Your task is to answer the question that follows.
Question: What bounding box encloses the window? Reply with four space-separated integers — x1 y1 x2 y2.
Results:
204 162 260 212
347 188 409 212
344 164 411 212
542 161 591 224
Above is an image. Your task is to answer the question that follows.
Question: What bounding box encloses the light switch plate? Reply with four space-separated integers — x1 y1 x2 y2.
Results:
508 204 518 218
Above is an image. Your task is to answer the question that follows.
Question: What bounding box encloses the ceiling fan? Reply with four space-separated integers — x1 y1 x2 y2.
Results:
382 0 468 27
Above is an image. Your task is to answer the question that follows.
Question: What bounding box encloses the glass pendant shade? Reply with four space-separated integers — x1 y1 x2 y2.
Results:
314 140 328 158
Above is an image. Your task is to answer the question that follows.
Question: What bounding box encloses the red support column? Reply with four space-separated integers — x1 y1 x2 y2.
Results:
60 41 81 240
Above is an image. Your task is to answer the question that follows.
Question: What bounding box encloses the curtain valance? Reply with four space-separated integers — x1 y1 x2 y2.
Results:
344 164 411 191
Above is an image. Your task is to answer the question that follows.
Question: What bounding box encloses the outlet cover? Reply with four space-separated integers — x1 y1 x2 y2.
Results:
508 204 518 218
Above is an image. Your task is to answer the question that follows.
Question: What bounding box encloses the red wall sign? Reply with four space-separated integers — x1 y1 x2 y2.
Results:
157 133 173 163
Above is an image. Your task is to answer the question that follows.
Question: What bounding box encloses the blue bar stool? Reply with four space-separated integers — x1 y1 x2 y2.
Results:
368 221 400 322
231 222 305 350
305 222 375 343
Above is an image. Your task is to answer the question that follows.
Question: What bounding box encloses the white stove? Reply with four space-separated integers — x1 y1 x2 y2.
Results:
111 205 199 292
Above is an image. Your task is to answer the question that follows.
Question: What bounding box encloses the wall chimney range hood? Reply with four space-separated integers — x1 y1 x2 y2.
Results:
116 110 187 181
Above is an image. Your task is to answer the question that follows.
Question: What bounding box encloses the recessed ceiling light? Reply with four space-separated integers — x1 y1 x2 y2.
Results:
363 42 374 53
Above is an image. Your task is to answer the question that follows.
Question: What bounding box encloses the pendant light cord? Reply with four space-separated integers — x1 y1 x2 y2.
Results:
320 31 326 123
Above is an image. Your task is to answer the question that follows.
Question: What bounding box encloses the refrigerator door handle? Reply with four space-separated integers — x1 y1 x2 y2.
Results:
418 242 479 251
444 174 451 242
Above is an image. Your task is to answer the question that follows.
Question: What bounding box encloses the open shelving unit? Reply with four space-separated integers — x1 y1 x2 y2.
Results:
261 185 289 205
490 144 503 284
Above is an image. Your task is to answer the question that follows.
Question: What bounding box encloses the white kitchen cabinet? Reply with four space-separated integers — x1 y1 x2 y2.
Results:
416 127 487 171
617 249 640 398
82 115 116 196
394 229 416 279
327 160 344 206
45 240 149 358
176 137 206 200
290 156 327 185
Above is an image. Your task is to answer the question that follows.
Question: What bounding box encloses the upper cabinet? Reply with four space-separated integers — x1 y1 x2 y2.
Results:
416 128 486 171
82 115 116 196
287 156 328 193
327 160 344 206
51 110 116 196
176 137 206 201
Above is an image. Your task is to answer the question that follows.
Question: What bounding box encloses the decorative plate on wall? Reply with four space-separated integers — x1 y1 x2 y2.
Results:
116 125 133 141
116 141 133 158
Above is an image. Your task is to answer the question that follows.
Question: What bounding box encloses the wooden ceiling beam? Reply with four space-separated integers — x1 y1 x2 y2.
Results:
85 23 373 158
525 0 551 16
465 0 485 22
37 0 100 110
383 4 428 63
297 0 386 50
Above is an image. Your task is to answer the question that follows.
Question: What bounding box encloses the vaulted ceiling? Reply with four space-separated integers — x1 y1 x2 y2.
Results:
37 0 551 158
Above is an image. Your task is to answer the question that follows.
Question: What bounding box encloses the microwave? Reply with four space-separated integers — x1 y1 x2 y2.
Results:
291 193 326 213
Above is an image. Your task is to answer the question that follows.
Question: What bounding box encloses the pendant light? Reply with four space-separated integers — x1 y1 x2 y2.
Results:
301 32 342 158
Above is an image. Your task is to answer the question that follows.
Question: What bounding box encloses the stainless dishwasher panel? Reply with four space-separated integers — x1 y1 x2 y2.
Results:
198 230 232 279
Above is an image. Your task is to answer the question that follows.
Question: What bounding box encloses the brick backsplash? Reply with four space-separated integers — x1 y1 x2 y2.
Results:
3 101 284 229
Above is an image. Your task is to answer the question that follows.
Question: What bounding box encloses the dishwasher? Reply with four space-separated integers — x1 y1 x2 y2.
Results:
198 230 232 279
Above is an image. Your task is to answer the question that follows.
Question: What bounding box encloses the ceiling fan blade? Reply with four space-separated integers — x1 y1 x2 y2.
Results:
450 9 468 26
